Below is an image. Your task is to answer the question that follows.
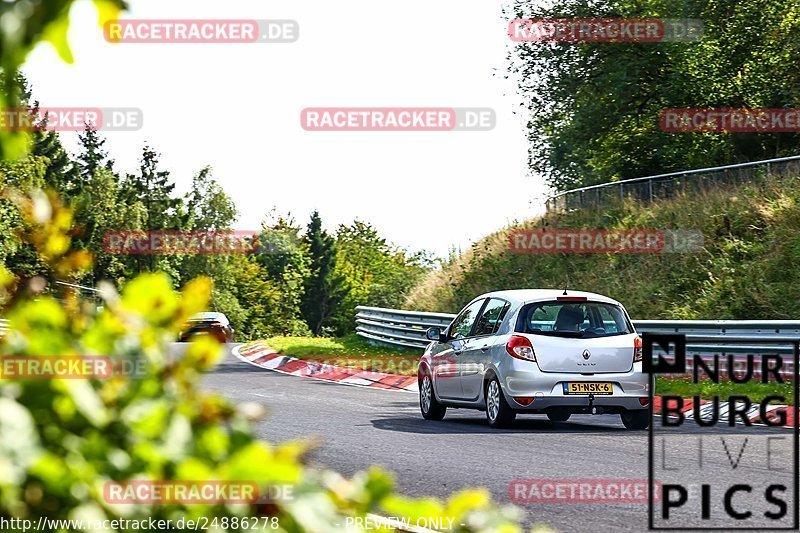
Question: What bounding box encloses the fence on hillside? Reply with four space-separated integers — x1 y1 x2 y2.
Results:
545 154 800 212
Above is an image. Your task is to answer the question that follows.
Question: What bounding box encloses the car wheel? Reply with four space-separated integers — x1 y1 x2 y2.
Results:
621 409 649 430
485 377 516 428
419 373 446 420
547 409 571 422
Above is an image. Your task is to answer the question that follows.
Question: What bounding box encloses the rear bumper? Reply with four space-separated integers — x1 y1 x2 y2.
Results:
178 328 232 343
497 359 649 412
508 396 648 414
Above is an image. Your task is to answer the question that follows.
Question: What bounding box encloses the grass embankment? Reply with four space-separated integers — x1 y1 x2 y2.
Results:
264 333 422 376
404 176 800 321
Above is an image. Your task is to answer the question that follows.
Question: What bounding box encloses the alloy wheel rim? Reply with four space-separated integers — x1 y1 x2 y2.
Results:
487 381 499 421
421 376 432 413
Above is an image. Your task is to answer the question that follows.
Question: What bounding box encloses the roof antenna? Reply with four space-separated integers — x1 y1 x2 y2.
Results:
563 287 568 296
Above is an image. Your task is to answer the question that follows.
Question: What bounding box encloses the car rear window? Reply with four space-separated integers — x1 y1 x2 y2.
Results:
515 300 633 338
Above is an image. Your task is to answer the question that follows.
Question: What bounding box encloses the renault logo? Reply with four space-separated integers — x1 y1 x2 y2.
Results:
582 350 591 360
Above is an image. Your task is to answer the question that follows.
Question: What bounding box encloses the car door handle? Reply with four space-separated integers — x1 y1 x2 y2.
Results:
480 345 490 352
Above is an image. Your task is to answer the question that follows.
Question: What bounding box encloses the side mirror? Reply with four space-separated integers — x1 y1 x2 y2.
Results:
426 327 445 342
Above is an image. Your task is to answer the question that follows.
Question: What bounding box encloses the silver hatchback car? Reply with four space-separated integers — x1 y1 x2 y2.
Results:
418 289 649 429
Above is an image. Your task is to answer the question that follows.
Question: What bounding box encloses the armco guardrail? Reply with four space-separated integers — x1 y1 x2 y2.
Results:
356 306 456 348
0 319 7 338
634 320 800 355
356 307 800 367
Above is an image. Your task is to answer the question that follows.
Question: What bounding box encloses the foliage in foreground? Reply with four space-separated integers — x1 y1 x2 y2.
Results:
0 191 535 532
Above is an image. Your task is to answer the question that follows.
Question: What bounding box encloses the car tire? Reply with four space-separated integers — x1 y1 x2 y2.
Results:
419 373 446 421
485 377 516 428
621 409 649 430
547 410 571 422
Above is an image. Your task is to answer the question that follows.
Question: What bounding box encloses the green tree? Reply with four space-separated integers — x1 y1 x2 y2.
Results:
333 220 431 334
301 211 347 335
178 167 244 330
183 166 237 231
257 213 311 336
508 0 800 191
0 157 48 275
120 146 181 274
223 254 284 340
73 166 145 285
177 166 238 284
30 115 80 195
76 124 114 181
122 146 179 230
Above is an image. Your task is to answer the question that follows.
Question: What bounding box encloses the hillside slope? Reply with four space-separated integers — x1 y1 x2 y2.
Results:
405 179 800 320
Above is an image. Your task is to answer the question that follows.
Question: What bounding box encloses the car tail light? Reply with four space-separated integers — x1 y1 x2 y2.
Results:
634 336 643 362
557 296 587 301
514 397 534 406
506 335 536 362
639 397 650 406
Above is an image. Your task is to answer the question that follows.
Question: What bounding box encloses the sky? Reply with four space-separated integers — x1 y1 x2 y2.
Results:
22 0 549 258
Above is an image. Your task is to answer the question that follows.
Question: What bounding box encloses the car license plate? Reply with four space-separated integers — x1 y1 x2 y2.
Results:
563 382 613 395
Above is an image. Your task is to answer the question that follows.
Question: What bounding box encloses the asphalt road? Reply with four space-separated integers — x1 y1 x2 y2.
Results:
201 346 797 533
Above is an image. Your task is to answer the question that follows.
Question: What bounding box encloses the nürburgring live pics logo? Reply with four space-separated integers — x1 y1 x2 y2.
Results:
645 333 799 530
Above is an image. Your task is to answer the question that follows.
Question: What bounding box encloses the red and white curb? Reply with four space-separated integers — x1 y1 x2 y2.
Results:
232 343 797 426
652 396 795 428
233 342 418 393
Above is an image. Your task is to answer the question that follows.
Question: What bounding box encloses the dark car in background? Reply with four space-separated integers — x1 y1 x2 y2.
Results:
179 312 235 343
